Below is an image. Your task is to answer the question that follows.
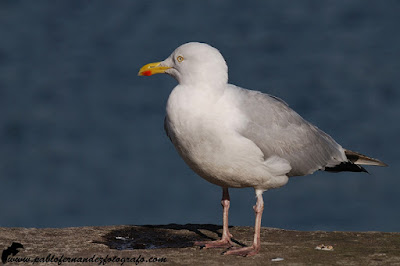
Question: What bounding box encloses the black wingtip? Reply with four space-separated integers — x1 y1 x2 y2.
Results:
324 162 369 173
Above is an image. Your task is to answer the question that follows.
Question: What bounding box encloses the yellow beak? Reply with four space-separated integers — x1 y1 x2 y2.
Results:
138 62 171 76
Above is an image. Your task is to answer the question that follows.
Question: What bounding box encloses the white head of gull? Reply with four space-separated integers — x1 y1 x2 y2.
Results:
138 42 387 256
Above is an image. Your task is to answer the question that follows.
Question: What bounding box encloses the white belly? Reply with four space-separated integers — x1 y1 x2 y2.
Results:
165 85 289 190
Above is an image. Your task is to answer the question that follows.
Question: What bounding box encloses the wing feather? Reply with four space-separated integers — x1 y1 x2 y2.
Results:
234 87 346 176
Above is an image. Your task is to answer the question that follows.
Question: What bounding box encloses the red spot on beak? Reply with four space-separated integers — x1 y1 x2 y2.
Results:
142 70 152 76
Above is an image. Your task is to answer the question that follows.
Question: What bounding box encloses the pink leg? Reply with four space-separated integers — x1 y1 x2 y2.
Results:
194 187 234 248
225 189 264 256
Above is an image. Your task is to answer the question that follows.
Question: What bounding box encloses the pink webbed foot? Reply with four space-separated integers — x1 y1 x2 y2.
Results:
224 244 260 256
194 237 234 249
224 190 264 257
195 188 234 249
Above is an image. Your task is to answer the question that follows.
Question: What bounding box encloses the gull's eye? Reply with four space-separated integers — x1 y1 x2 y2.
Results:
176 56 184 62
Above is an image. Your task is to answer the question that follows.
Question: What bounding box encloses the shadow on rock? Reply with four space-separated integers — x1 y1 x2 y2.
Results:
94 224 244 250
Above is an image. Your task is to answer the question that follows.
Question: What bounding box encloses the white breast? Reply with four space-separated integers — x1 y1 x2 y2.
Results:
165 84 290 190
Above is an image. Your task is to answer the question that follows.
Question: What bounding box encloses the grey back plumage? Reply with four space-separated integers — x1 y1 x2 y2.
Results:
234 86 347 177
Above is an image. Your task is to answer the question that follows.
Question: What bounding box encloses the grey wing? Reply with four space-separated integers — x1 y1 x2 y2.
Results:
236 88 347 177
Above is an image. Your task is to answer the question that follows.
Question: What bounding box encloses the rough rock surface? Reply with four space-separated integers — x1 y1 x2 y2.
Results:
1 224 399 265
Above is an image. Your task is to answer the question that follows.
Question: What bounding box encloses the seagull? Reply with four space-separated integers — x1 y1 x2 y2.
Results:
138 42 387 256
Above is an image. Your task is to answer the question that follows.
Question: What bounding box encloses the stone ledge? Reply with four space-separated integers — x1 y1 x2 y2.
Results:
1 224 399 265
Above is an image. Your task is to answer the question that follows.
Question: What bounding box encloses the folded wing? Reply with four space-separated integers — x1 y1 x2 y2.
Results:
234 87 347 177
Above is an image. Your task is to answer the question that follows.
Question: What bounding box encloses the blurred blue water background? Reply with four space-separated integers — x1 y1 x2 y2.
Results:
0 1 399 231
